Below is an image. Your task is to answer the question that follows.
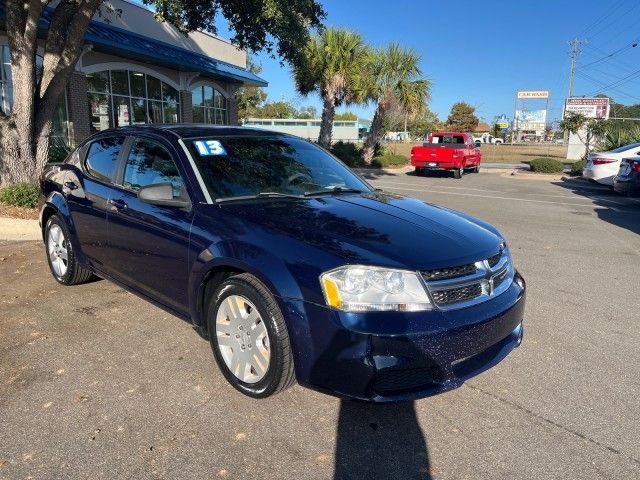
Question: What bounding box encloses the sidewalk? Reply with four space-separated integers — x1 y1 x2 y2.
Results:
0 217 40 241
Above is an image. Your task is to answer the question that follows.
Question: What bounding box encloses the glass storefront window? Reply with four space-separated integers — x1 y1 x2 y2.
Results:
113 96 131 128
86 69 181 133
111 70 129 96
89 93 111 132
130 72 146 98
191 84 227 125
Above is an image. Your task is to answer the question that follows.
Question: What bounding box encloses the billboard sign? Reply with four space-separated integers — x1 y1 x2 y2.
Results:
517 90 549 99
516 109 547 123
564 97 610 119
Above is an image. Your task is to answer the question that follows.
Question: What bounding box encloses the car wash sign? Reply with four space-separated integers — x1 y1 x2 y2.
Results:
564 97 610 120
517 91 549 99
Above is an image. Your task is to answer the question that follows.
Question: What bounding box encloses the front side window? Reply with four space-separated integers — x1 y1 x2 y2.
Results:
123 139 184 198
187 136 371 201
86 70 181 133
85 137 124 182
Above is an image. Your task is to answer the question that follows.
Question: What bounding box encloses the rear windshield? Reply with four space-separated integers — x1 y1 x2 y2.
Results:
186 136 371 200
430 135 466 145
610 143 640 153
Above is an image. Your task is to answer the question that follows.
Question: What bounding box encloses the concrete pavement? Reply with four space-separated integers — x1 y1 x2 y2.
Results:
1 172 639 479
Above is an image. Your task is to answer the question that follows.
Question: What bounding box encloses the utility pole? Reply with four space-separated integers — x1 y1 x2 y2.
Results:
565 38 585 144
568 38 585 99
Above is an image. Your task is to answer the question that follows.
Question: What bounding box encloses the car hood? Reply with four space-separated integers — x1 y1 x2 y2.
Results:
212 192 503 271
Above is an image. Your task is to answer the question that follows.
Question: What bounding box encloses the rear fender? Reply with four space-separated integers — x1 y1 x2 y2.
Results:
41 192 88 265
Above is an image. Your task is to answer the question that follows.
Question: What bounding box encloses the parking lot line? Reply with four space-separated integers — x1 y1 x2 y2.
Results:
373 184 624 209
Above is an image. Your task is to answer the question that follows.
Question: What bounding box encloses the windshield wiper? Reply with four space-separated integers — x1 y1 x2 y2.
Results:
303 186 366 197
215 192 304 203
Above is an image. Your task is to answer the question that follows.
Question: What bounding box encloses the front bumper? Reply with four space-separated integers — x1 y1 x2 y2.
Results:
283 271 526 402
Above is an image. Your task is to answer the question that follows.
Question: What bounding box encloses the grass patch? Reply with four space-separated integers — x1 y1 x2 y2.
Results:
0 182 39 208
529 158 565 173
371 154 409 168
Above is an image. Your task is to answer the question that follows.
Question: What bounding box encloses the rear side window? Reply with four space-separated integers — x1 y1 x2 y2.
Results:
123 138 184 198
431 135 465 144
85 137 124 182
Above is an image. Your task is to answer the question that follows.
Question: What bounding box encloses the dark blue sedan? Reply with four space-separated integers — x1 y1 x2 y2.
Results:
39 125 525 402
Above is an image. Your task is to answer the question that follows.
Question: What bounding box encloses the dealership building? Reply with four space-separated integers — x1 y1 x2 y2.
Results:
0 0 266 148
243 118 372 142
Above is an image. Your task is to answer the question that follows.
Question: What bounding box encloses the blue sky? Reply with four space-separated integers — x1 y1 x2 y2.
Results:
217 0 640 124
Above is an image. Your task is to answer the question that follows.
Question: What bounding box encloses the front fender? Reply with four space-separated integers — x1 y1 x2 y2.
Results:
188 240 305 328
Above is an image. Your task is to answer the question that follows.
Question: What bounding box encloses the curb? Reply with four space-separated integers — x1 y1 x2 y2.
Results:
0 217 41 242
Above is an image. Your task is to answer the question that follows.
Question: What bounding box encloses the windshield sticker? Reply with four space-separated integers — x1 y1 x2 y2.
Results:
194 140 227 156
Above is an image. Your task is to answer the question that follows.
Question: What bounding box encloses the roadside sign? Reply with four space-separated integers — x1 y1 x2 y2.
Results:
517 91 549 99
564 97 610 119
497 122 509 129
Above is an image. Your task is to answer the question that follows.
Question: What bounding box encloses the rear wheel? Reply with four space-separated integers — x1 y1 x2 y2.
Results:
45 215 94 285
208 273 295 398
453 166 464 179
415 167 424 176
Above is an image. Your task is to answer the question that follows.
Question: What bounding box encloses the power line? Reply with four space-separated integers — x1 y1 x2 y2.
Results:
574 0 627 39
576 38 639 70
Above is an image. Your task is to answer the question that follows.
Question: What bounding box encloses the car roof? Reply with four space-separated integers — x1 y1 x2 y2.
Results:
94 124 297 140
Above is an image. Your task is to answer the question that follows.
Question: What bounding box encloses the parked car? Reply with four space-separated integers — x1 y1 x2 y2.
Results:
583 143 640 186
411 132 481 178
473 133 504 145
39 125 525 402
613 156 640 196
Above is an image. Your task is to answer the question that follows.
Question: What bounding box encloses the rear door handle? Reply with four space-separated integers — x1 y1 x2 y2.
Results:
108 198 128 211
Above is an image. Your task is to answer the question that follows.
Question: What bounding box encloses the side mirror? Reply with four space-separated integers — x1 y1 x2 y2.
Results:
138 182 190 209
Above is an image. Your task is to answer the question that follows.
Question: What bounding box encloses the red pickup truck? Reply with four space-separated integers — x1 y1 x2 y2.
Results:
411 132 481 179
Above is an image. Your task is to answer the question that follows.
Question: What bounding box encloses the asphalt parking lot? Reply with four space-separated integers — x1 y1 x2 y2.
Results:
1 171 639 480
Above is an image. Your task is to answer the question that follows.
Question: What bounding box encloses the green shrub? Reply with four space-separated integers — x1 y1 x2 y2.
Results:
371 154 409 168
529 157 565 173
0 182 39 208
374 143 392 157
330 141 363 167
570 159 587 176
48 141 72 163
600 124 640 152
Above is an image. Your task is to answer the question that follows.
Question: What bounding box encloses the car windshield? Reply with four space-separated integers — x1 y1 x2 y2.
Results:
186 136 372 201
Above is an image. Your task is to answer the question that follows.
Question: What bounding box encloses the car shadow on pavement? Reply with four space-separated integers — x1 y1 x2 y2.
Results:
552 179 640 236
333 400 432 480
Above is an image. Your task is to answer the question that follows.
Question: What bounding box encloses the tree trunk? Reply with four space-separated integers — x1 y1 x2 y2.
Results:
0 0 102 186
318 92 336 149
362 105 385 164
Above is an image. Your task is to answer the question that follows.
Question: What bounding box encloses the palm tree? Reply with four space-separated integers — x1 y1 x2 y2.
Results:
293 28 369 149
361 44 431 163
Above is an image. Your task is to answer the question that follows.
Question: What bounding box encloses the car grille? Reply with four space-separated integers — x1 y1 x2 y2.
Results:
422 263 477 281
422 247 513 310
431 283 482 305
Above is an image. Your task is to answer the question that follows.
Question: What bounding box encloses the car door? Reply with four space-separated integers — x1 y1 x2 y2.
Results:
65 135 126 271
106 135 193 315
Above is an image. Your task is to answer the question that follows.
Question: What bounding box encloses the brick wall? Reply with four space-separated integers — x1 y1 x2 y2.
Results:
67 72 91 147
179 90 193 123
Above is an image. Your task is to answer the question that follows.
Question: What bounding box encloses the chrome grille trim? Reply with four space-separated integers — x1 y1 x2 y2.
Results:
421 248 514 311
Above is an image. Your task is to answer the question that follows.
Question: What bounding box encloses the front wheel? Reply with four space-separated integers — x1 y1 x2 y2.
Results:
453 166 464 179
45 215 94 285
208 273 295 398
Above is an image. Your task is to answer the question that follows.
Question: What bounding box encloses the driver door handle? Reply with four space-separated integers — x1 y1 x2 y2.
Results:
108 198 128 211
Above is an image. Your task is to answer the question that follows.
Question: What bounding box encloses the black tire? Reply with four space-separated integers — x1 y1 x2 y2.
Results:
207 273 295 398
415 167 423 176
474 164 481 173
45 215 94 285
453 167 463 179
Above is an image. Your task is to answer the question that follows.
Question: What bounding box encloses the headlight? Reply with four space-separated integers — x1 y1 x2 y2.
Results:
320 265 433 312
